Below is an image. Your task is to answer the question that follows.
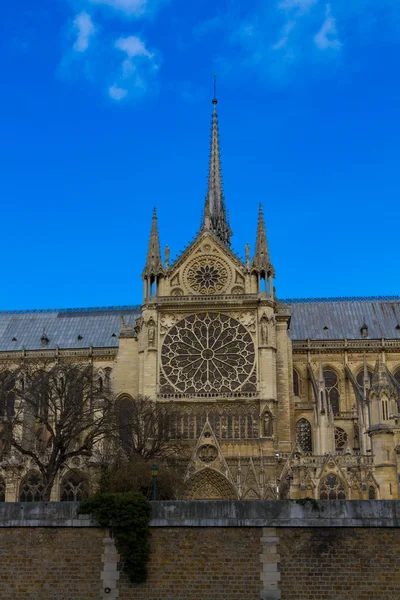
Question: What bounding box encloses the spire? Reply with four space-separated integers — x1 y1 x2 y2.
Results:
142 207 164 278
251 204 274 276
202 76 232 246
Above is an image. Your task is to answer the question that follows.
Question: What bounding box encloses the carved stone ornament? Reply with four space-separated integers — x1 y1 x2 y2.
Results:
160 312 256 394
184 256 231 295
197 444 218 463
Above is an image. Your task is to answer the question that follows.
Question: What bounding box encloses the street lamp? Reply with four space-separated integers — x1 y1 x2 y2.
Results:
151 464 158 501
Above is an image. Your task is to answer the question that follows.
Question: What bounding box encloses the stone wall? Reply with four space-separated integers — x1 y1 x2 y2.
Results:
0 501 399 600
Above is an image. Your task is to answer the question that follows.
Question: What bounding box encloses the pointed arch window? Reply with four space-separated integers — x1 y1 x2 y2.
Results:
334 426 348 452
323 369 340 415
296 419 312 452
394 369 400 388
368 486 376 500
60 472 88 501
293 370 301 397
319 474 346 500
19 472 44 502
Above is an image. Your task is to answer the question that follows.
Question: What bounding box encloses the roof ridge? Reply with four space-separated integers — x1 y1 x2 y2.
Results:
0 305 142 315
281 295 400 304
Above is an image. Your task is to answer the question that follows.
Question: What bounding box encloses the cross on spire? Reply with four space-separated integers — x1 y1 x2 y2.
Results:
202 77 232 246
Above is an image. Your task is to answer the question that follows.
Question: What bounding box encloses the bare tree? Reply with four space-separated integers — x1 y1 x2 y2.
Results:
116 395 184 461
1 360 114 501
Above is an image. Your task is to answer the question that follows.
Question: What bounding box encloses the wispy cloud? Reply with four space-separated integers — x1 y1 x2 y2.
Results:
88 0 148 17
109 35 157 101
73 11 96 52
314 4 341 50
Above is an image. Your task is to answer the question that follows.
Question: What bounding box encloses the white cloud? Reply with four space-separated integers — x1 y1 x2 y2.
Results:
109 84 128 100
273 19 296 50
88 0 148 16
73 11 96 52
278 0 319 14
115 35 153 58
314 4 341 49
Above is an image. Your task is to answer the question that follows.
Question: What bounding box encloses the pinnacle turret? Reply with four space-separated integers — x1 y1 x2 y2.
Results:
202 84 232 246
251 204 274 277
142 207 164 279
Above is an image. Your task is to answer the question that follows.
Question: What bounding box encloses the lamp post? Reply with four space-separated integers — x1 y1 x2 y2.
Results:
151 464 158 501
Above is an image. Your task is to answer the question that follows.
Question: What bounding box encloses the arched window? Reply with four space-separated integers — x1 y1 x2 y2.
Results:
293 370 300 397
60 473 88 501
368 486 376 500
334 426 348 452
296 419 312 452
394 369 400 388
319 474 346 500
19 472 44 502
323 369 340 415
98 377 104 392
117 396 134 454
0 477 5 502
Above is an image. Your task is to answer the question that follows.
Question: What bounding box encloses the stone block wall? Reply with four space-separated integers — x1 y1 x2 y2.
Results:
279 528 400 600
0 501 399 600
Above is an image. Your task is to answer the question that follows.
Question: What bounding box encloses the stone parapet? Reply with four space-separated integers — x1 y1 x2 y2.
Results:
0 500 399 528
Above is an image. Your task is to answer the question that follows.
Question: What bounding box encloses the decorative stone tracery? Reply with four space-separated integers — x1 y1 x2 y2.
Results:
160 312 256 395
184 256 231 295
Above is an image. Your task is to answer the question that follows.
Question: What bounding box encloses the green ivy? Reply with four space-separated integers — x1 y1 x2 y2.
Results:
79 492 152 584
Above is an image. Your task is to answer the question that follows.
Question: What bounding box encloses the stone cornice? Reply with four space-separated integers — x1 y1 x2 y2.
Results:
292 338 400 354
0 347 117 361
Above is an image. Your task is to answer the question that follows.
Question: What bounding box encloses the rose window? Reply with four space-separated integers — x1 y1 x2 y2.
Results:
160 313 256 395
185 257 230 295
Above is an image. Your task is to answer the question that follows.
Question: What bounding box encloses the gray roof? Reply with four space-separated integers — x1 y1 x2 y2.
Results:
0 297 399 351
0 307 141 352
287 297 400 341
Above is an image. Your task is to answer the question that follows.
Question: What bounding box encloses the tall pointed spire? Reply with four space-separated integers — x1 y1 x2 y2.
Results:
252 204 274 276
142 207 164 278
202 76 232 246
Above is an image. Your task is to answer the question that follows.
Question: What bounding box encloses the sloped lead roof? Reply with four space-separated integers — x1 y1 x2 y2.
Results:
0 297 399 351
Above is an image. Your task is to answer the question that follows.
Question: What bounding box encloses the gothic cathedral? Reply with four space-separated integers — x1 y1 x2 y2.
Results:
1 95 400 501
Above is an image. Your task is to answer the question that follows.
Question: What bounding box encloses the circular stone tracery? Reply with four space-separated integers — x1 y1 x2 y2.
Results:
160 312 255 394
185 256 230 295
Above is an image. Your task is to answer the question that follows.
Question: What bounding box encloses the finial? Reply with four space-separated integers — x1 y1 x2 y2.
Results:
153 206 157 218
212 73 218 105
165 244 170 269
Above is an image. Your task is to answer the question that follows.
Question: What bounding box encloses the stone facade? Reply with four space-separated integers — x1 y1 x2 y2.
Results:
0 97 400 502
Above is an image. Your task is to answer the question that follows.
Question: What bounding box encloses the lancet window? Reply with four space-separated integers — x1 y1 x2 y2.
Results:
293 370 301 397
296 418 312 452
19 472 45 502
323 369 340 415
319 474 346 500
174 404 259 440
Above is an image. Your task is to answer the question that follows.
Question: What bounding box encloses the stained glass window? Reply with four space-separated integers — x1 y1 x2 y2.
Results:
60 473 88 501
334 426 348 452
293 370 300 397
19 472 44 502
296 419 312 452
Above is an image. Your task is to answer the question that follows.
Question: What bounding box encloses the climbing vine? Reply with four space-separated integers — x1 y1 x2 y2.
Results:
79 492 152 584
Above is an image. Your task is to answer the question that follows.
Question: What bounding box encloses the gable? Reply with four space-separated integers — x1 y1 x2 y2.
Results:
167 232 246 297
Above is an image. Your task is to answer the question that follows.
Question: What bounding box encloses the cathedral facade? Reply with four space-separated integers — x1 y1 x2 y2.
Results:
1 96 400 502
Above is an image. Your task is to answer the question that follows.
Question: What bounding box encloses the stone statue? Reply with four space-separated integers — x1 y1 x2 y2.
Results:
260 317 268 346
263 411 273 437
147 319 155 347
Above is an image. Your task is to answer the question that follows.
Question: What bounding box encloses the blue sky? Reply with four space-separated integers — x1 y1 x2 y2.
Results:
1 0 400 310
